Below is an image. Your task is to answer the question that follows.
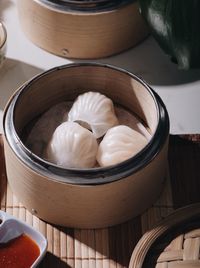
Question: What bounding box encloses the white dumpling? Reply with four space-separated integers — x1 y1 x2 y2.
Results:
68 91 118 138
96 125 148 167
45 122 98 168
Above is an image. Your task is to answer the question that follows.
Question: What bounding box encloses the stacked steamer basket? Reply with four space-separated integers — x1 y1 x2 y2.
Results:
129 203 200 268
16 0 149 58
3 63 169 229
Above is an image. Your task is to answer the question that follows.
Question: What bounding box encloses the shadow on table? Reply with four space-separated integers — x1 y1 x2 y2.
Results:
168 135 200 208
49 217 142 268
39 252 71 268
0 0 13 20
76 36 200 87
0 58 44 109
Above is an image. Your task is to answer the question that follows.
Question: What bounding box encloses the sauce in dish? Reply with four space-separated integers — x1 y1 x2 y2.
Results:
0 233 40 268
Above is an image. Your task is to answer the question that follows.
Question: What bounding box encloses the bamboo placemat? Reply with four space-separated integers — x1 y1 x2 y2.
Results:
0 134 200 268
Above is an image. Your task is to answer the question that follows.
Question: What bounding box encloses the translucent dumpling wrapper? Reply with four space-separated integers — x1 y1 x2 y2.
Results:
96 125 148 167
68 91 119 138
45 122 98 168
26 102 69 156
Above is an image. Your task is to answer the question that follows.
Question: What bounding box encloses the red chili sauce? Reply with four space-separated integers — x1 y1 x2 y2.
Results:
0 233 40 268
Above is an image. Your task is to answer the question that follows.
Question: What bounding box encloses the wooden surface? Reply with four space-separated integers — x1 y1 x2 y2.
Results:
0 134 200 267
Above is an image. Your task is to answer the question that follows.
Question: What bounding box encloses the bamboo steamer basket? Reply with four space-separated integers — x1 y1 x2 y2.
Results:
129 203 200 268
3 63 169 229
16 0 149 59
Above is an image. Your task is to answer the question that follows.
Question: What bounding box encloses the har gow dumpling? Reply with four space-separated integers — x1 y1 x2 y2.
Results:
96 125 148 167
68 91 118 138
45 122 98 168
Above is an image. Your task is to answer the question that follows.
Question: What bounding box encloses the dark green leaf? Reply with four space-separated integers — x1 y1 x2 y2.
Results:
139 0 200 69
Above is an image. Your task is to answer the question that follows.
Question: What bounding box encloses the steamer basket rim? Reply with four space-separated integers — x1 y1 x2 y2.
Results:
34 0 137 13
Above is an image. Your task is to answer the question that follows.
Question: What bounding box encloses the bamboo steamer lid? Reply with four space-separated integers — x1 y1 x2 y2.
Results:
129 203 200 268
17 0 149 59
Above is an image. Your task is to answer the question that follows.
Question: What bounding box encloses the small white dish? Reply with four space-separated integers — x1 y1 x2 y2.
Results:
0 22 7 68
0 210 47 268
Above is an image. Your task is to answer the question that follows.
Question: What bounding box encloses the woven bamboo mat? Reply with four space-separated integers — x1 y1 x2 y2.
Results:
0 134 200 268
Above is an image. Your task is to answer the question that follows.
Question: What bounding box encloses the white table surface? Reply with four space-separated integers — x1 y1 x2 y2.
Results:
1 0 200 135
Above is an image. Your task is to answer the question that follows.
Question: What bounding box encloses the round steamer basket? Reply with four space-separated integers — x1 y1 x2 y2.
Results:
16 0 149 59
129 203 200 268
3 63 169 229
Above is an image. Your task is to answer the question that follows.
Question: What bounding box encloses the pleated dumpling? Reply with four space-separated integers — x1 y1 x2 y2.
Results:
68 92 118 138
45 122 98 168
96 125 148 167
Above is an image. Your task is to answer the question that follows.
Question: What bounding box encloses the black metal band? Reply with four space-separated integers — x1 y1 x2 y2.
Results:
37 0 136 12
